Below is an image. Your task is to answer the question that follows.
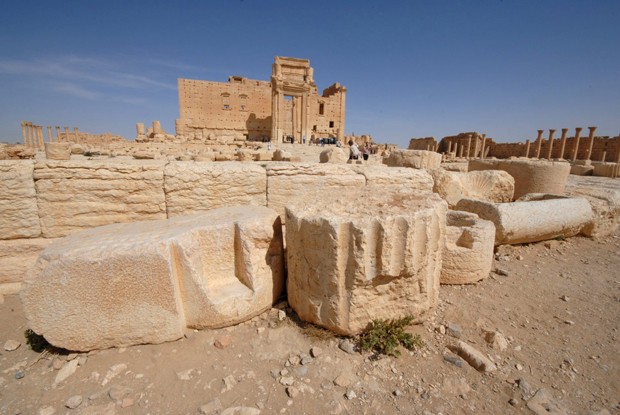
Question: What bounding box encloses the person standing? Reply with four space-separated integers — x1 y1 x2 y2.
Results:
348 140 360 160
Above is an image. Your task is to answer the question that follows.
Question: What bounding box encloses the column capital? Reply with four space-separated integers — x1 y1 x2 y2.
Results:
561 128 568 133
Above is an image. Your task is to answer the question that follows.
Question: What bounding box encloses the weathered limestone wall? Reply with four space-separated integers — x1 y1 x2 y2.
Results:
34 160 167 238
0 161 41 239
265 164 366 218
164 162 267 217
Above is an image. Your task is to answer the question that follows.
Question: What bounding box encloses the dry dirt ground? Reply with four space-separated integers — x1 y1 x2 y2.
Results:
1 228 618 415
0 149 618 415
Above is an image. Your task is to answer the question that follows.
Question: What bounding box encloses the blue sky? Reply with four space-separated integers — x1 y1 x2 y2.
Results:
1 1 618 147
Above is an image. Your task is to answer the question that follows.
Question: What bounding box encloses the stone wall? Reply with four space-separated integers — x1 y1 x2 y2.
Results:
0 159 436 292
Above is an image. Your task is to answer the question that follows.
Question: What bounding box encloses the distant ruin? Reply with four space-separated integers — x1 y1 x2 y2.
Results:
409 128 620 163
173 56 347 144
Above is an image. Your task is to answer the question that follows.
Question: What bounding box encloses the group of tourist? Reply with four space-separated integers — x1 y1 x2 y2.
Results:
348 140 371 161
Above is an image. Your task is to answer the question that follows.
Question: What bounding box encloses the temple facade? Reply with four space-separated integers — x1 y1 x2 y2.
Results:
175 56 346 144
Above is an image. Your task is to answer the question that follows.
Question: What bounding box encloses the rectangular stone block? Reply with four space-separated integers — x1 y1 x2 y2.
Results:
0 160 41 239
21 206 283 351
266 163 366 219
351 165 434 192
35 160 167 238
164 162 267 217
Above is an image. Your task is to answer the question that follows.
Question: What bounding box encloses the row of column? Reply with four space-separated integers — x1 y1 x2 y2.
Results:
444 134 490 160
526 127 601 161
21 121 81 148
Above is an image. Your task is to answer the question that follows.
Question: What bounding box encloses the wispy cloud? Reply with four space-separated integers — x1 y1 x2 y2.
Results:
51 82 101 100
0 56 177 91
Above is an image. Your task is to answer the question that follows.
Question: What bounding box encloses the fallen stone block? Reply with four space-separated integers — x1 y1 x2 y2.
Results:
455 195 593 245
441 211 495 285
164 162 266 217
447 341 497 372
565 175 620 238
21 206 284 351
383 149 442 170
272 149 291 161
468 159 571 200
570 164 593 176
286 189 447 335
431 169 514 207
319 147 348 164
0 160 41 239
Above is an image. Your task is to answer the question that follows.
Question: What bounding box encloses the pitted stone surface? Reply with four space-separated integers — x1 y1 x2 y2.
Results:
565 175 620 238
431 169 514 207
383 150 442 170
352 165 434 192
21 206 284 351
266 163 365 219
441 211 495 285
34 160 166 238
455 196 593 245
468 159 570 199
164 162 266 217
44 143 71 160
286 190 447 335
0 160 41 239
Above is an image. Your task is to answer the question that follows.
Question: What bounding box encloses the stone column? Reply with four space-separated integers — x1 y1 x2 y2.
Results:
74 127 80 143
525 139 531 158
601 151 607 162
466 134 472 159
458 143 463 158
586 126 597 161
64 127 70 142
447 141 452 154
559 128 568 159
56 126 62 142
535 129 544 158
20 121 27 146
27 123 35 148
37 126 44 149
572 127 582 161
480 134 486 159
47 126 53 143
546 129 556 160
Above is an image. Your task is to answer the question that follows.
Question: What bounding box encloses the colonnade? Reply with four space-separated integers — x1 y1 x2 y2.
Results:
21 121 81 148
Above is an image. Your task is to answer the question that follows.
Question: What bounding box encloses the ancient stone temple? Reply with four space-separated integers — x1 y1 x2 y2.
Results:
175 56 346 144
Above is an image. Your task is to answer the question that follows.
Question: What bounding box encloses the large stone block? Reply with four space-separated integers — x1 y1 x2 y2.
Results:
266 164 366 218
286 190 447 336
565 175 620 238
468 159 570 199
591 162 620 179
431 169 514 207
164 162 267 217
0 160 41 239
383 150 442 170
441 211 495 285
351 165 434 192
21 206 284 351
455 195 593 245
34 160 167 238
319 147 348 164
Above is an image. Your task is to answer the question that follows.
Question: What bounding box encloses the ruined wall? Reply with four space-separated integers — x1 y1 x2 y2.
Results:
409 137 438 151
177 77 273 142
175 58 346 143
0 159 427 292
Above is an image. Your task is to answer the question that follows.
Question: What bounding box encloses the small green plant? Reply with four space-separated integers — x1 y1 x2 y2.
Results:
24 329 50 353
359 316 424 357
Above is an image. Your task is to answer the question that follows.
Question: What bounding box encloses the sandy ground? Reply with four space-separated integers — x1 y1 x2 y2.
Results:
0 150 618 415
